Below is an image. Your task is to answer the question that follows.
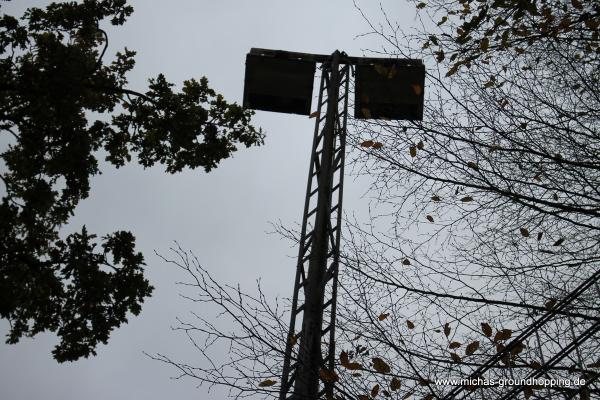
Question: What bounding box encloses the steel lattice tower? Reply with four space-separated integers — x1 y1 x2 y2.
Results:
279 51 350 400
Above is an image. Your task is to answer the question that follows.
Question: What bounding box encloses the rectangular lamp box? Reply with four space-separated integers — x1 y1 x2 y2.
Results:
243 52 316 116
354 61 425 121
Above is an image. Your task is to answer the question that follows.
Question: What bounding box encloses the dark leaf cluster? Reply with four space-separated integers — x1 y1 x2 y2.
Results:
0 0 262 361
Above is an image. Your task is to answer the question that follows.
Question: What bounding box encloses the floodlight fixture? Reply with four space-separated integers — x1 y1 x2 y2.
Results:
354 60 425 120
243 50 316 115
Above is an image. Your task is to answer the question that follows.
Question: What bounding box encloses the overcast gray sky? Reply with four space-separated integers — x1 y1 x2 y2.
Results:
0 1 416 399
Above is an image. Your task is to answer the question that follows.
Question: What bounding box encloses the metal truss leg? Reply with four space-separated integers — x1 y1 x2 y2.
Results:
279 51 350 400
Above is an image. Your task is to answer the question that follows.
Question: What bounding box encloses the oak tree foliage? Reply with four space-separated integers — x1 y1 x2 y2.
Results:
0 0 262 362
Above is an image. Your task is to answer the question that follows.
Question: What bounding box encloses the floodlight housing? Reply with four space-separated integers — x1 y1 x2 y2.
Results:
354 61 425 120
243 50 316 115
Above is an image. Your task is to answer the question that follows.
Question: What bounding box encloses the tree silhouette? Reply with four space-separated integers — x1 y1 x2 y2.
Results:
154 0 599 398
0 0 262 362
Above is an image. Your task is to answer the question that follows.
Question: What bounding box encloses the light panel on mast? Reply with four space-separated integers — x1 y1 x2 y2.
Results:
243 50 316 115
354 61 425 121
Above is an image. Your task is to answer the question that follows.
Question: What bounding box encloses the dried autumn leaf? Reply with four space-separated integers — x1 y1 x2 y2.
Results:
309 111 320 118
258 379 277 387
411 84 423 96
371 384 380 398
489 144 501 152
568 364 578 374
372 357 391 374
559 17 571 29
530 361 542 369
431 195 441 202
402 392 413 400
524 386 534 399
346 362 362 370
426 215 434 222
390 377 401 391
586 360 600 368
340 351 349 366
382 389 391 397
584 19 599 30
417 140 424 149
424 395 434 400
289 334 297 346
449 341 461 349
358 395 369 400
480 37 490 52
372 142 384 149
571 0 583 10
461 196 474 202
416 2 426 9
545 298 557 310
553 238 564 246
510 342 524 356
466 341 480 356
493 329 513 342
407 320 415 329
446 63 460 77
409 146 417 157
435 50 445 63
537 232 543 241
444 323 451 337
520 228 530 237
319 368 339 383
378 313 390 321
361 140 374 148
481 323 493 337
402 258 411 266
450 352 462 363
467 162 479 171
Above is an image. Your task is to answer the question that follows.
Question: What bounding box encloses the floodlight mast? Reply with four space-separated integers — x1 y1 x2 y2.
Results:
243 48 424 400
288 50 342 400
